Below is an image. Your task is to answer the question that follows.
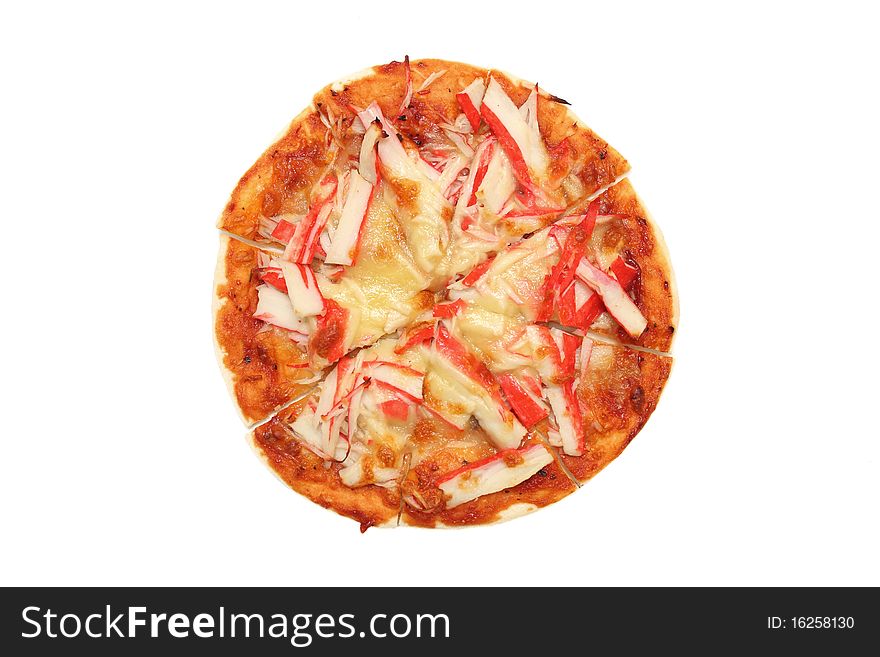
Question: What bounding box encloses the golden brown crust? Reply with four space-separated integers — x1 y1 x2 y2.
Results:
218 109 330 241
574 179 678 352
561 343 672 482
213 236 317 424
252 402 399 530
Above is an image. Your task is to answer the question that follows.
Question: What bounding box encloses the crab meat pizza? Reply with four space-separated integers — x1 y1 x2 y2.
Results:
214 58 677 527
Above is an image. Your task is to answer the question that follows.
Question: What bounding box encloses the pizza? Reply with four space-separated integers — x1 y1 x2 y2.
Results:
213 57 677 529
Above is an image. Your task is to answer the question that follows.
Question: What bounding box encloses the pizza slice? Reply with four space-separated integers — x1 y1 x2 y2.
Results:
399 323 576 527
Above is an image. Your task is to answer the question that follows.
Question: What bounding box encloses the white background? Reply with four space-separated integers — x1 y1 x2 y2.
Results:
1 1 878 587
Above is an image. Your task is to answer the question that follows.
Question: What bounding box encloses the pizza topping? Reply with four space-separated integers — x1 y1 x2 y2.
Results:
536 201 598 321
430 324 526 449
257 266 287 293
432 299 465 318
416 68 446 93
358 120 383 185
323 171 374 266
378 398 412 421
399 55 412 115
393 322 436 354
459 256 494 287
289 401 342 461
310 298 351 365
437 444 554 509
456 78 485 132
576 258 647 337
283 174 339 264
269 216 298 244
436 153 470 199
475 146 516 214
277 261 325 317
422 369 474 431
543 381 584 456
497 373 549 428
362 361 424 402
374 109 452 274
253 284 309 334
579 336 594 381
452 137 494 226
480 78 550 192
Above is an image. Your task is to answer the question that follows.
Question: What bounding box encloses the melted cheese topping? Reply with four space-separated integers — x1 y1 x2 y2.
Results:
319 181 433 347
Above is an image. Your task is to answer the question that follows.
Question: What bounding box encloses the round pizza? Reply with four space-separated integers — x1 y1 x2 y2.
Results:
213 57 677 529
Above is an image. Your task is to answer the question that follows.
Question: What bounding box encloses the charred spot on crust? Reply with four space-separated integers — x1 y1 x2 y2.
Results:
599 149 607 160
243 355 251 364
630 386 645 411
548 93 570 105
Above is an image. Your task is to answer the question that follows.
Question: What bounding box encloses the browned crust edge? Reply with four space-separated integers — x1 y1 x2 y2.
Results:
251 403 400 530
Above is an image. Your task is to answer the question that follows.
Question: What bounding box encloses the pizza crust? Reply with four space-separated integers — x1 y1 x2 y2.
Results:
213 235 247 424
250 405 401 529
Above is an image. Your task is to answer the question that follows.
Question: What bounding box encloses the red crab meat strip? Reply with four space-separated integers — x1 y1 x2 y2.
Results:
432 299 466 318
433 324 525 449
271 219 297 244
576 258 647 337
284 174 338 264
324 171 374 266
456 78 485 131
536 200 599 322
253 284 308 334
479 77 549 192
358 120 383 185
394 323 436 354
497 373 548 428
278 261 324 317
258 268 287 293
437 444 554 509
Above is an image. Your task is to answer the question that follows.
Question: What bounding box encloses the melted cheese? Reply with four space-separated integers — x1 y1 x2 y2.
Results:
378 139 452 275
319 182 433 348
